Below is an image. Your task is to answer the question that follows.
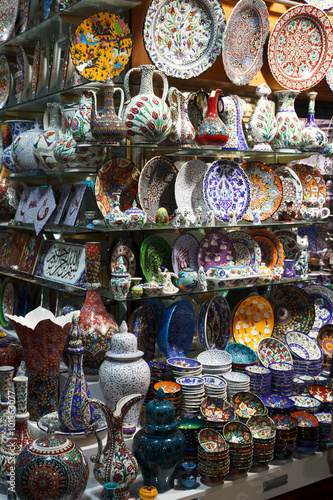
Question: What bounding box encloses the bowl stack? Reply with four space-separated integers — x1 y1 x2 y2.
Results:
290 395 321 414
176 376 205 418
222 371 250 400
292 377 306 395
299 375 315 389
244 365 272 397
167 357 202 380
269 362 295 397
202 375 228 399
313 374 329 387
200 396 234 430
314 412 332 450
291 411 319 455
223 421 254 474
225 343 258 372
231 391 267 423
197 350 232 376
261 395 295 416
270 414 298 460
153 381 182 419
197 428 230 485
285 331 323 377
247 415 276 467
178 418 206 464
146 361 173 405
308 383 333 413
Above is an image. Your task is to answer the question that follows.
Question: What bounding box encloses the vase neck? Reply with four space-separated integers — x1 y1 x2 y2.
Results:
103 79 116 117
307 93 317 118
79 90 94 107
139 66 154 95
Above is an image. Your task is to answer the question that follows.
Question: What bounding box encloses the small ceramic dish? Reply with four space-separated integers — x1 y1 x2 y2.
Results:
247 415 276 440
261 395 295 411
223 420 253 445
198 427 229 454
202 375 227 389
226 343 258 365
154 381 181 394
197 350 232 368
231 391 266 419
291 411 319 428
200 396 234 423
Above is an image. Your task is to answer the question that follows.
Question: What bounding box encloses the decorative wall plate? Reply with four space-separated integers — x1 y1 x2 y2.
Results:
31 41 41 97
138 156 178 222
317 324 333 357
17 0 29 34
203 159 251 222
0 56 11 109
257 337 293 367
140 235 172 283
242 162 283 221
303 284 333 334
249 228 284 267
269 285 315 341
15 45 31 104
196 295 231 350
107 236 140 279
172 233 200 274
292 163 326 207
174 159 209 224
0 278 16 328
143 0 226 79
197 232 236 271
228 230 261 270
0 0 19 42
326 60 333 90
252 235 277 269
71 12 133 81
273 167 304 220
49 40 61 92
268 5 333 90
128 303 157 361
222 0 269 86
273 230 300 261
95 158 139 216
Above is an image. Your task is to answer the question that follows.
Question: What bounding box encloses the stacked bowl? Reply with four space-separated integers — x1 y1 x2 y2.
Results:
231 391 267 423
299 375 315 389
314 412 332 450
247 415 276 467
270 413 298 460
285 331 323 376
197 350 232 376
202 375 228 399
178 418 206 464
290 395 321 414
292 377 306 395
308 383 333 413
291 411 319 455
223 421 254 474
200 396 234 430
167 357 202 379
225 343 258 372
176 376 205 418
197 428 230 485
153 381 182 419
269 362 294 397
244 365 272 397
146 361 173 404
261 395 295 416
222 371 250 399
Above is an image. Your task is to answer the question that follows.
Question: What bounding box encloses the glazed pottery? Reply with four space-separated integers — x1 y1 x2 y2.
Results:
220 94 248 150
33 103 64 172
181 462 197 489
139 486 158 500
301 92 327 152
167 87 195 146
194 89 229 146
123 64 173 144
57 313 94 432
176 267 199 292
81 394 143 500
15 426 89 500
282 259 296 278
89 77 126 144
0 366 15 444
12 119 45 174
2 120 34 174
248 84 277 151
99 321 150 434
0 168 21 220
300 205 330 221
7 307 74 421
272 91 303 152
125 200 147 229
0 334 22 372
70 86 99 143
85 241 101 284
103 482 119 499
105 192 129 229
133 388 186 492
110 257 132 301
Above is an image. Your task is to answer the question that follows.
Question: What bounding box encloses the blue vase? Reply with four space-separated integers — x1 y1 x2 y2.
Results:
176 267 199 292
181 462 197 489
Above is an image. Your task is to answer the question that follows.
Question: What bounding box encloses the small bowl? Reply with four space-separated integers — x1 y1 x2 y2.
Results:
198 427 229 453
197 350 232 368
226 343 258 365
200 396 234 423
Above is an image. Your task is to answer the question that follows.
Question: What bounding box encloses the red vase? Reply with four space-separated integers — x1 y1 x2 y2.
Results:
194 89 229 146
85 241 101 284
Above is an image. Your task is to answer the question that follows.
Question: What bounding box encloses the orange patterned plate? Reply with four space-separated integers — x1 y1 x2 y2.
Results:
317 324 333 357
249 228 284 267
252 235 277 269
232 295 274 351
292 163 326 207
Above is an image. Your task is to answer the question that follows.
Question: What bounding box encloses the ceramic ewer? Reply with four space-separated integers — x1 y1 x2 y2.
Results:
247 84 277 151
193 88 229 146
301 92 327 152
272 90 303 152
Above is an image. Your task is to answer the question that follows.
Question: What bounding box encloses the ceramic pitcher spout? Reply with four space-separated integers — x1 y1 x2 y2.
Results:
114 393 144 421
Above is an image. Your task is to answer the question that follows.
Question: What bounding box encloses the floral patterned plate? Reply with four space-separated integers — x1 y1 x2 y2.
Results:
171 232 200 274
292 163 326 207
273 230 300 261
228 230 262 270
268 5 333 91
285 330 322 361
317 324 333 357
222 0 269 86
143 0 226 79
308 384 333 403
303 284 333 335
231 391 266 419
197 232 236 271
140 235 172 283
71 12 133 81
257 337 293 367
0 56 11 109
249 229 284 267
174 159 209 224
0 0 19 42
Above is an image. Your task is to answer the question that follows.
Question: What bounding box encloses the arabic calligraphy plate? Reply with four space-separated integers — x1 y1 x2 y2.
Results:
249 228 284 268
317 324 333 357
143 0 225 79
222 0 269 86
257 337 293 368
292 163 326 207
0 0 19 42
197 232 236 271
203 159 251 222
303 284 333 334
0 56 11 109
71 12 133 81
172 232 200 274
107 236 140 279
269 285 315 341
228 230 261 270
140 235 172 284
175 159 209 224
268 5 333 90
273 230 300 261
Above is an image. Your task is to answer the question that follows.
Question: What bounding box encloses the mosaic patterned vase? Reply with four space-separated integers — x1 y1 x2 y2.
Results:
7 307 74 421
194 89 229 146
81 393 143 500
301 92 327 153
85 241 101 284
220 94 248 150
70 86 99 144
247 84 277 152
0 366 15 444
167 87 195 146
12 119 45 174
123 64 173 144
33 102 64 172
272 90 303 152
58 313 94 432
2 120 34 174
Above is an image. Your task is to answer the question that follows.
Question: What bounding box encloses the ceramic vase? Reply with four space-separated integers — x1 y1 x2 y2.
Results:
70 86 100 144
133 388 186 492
167 87 195 146
181 462 197 489
220 95 248 150
272 91 303 152
105 192 129 229
15 427 89 500
123 64 173 144
301 92 327 152
85 241 101 284
110 256 132 300
89 77 126 144
125 200 147 229
0 366 15 444
12 118 45 174
194 89 229 146
2 120 34 174
247 84 277 151
81 394 143 500
57 313 94 432
176 268 199 292
99 321 150 435
33 102 64 172
7 307 74 421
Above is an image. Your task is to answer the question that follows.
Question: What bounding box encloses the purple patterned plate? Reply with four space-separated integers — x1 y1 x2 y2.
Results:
197 232 236 271
172 233 199 275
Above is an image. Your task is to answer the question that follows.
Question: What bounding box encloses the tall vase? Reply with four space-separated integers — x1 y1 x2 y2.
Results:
78 242 119 377
247 84 277 151
220 94 248 150
81 394 143 500
0 366 15 444
7 307 74 421
58 313 94 432
272 90 303 152
167 87 195 146
123 64 173 144
70 86 100 144
2 120 34 174
194 89 229 146
301 92 327 152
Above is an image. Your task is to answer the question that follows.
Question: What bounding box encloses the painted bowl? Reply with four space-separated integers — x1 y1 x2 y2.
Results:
247 415 276 440
226 343 258 365
200 396 234 422
198 427 229 453
197 349 232 368
223 420 253 445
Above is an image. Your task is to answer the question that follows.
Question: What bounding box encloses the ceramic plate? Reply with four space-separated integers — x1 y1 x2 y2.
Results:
95 158 140 217
268 5 333 91
15 45 30 104
107 236 140 279
273 230 300 261
143 0 225 79
228 230 262 270
0 0 19 42
197 232 236 271
196 295 231 350
326 60 333 90
232 295 274 351
303 284 333 334
157 300 195 358
269 285 315 341
0 278 16 328
37 408 107 437
128 303 156 361
317 324 333 357
0 56 11 109
138 156 178 223
249 229 284 267
273 165 304 220
174 159 209 224
242 162 283 221
292 163 326 207
222 0 269 86
172 232 200 274
140 235 172 283
31 41 41 97
71 12 133 81
253 235 278 269
17 0 29 34
203 159 251 222
49 40 61 92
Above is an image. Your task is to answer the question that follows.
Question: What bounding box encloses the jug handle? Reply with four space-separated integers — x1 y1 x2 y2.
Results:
124 66 140 102
43 103 63 130
81 397 109 464
193 89 208 124
167 87 179 129
152 69 169 102
114 87 125 118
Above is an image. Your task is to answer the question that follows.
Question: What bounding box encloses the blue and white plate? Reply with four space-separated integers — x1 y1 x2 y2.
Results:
228 230 261 270
303 284 333 335
174 159 209 224
197 295 231 350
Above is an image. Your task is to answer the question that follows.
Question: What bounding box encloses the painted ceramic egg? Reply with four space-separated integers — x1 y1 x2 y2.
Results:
155 207 169 227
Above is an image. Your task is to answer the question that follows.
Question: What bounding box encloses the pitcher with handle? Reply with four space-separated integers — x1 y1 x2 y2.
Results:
167 87 195 146
123 64 172 144
193 89 229 146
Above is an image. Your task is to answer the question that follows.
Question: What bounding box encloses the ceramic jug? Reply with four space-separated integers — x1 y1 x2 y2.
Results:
301 92 327 152
12 118 45 174
193 89 229 146
272 91 303 152
123 64 172 144
2 120 34 174
247 84 277 151
220 94 248 150
70 86 100 143
33 102 64 172
105 192 129 229
81 394 144 500
167 87 195 146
